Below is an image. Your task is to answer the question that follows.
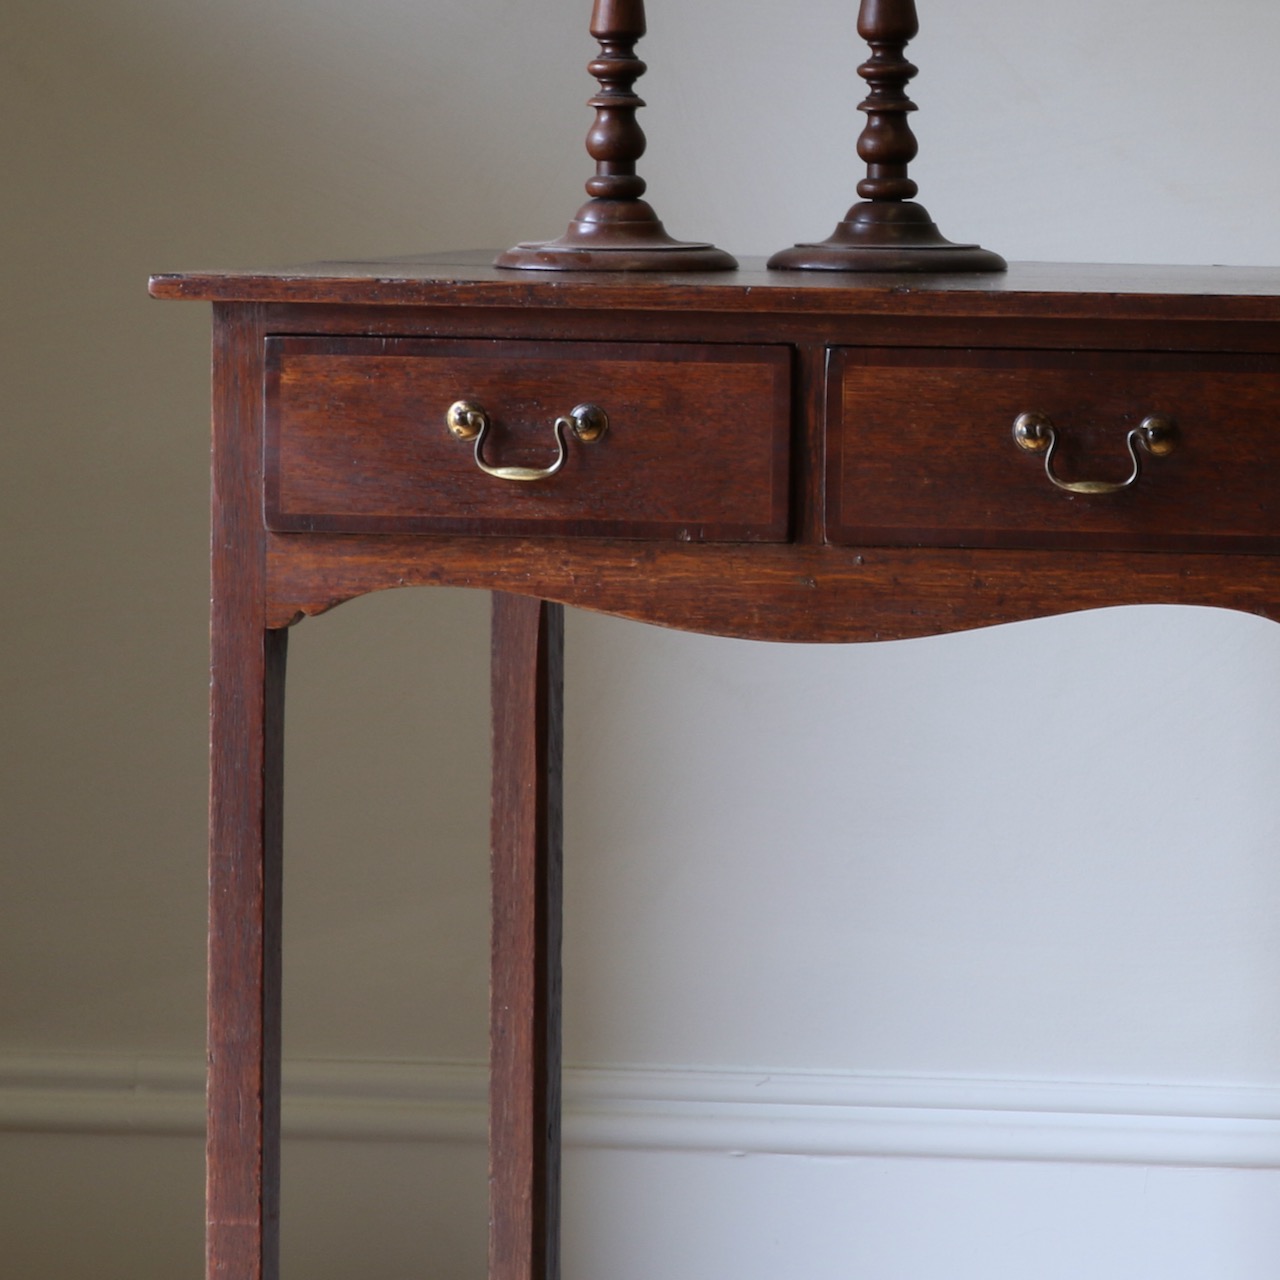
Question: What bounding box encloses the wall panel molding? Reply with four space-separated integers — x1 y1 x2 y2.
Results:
3 1053 1279 1168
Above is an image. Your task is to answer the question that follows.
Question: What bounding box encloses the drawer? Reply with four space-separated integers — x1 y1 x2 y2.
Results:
827 348 1280 552
265 337 791 540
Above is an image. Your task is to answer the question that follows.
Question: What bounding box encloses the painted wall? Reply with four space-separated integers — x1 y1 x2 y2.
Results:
4 1 1280 1276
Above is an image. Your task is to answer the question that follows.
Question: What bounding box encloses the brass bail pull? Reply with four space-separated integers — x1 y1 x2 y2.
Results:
446 401 608 482
1012 411 1177 495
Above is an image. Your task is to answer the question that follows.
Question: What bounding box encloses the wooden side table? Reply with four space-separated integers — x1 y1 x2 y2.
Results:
150 253 1280 1280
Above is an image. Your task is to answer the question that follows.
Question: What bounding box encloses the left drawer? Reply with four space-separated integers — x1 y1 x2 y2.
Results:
264 337 791 540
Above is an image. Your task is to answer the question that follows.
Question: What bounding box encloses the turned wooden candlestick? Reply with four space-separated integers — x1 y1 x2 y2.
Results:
768 0 1004 273
496 0 736 272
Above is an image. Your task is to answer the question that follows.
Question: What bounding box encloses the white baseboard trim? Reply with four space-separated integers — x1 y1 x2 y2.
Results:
3 1053 1279 1168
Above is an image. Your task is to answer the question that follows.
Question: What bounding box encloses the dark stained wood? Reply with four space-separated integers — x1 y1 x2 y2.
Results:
204 300 1280 364
169 257 1280 1280
490 595 564 1280
853 0 923 204
267 534 1280 641
792 343 829 546
768 0 1005 272
495 0 735 271
149 256 1280 320
264 338 790 541
828 347 1280 552
206 304 285 1280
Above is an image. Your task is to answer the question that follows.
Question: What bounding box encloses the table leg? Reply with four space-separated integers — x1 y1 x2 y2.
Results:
207 301 285 1280
489 594 565 1280
206 624 286 1280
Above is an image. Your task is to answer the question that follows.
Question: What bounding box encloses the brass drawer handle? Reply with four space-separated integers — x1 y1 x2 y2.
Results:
1013 411 1177 495
446 401 607 482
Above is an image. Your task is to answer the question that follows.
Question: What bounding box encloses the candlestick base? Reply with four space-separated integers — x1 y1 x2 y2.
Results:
768 201 1006 273
497 200 736 272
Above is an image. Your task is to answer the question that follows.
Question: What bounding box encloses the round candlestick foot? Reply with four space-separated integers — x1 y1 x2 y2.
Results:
768 201 1006 273
497 201 736 272
497 241 739 272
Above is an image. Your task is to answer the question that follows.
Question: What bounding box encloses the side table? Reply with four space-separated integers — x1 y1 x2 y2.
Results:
150 253 1280 1280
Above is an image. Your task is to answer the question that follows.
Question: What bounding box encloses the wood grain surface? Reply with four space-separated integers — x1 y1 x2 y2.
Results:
150 255 1280 320
179 260 1280 1280
490 595 564 1280
829 347 1280 552
266 533 1280 640
207 304 283 1280
265 337 790 540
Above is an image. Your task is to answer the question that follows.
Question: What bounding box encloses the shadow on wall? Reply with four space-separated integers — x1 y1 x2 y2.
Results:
2 2 580 1277
3 0 583 1067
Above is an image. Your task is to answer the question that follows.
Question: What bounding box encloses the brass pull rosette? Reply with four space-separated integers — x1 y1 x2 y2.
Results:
1013 411 1177 495
446 401 608 482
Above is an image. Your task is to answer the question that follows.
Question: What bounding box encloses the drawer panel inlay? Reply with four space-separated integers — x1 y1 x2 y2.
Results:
828 347 1280 552
266 337 791 541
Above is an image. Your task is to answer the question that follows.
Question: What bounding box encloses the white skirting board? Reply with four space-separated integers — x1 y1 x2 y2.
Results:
2 1053 1279 1168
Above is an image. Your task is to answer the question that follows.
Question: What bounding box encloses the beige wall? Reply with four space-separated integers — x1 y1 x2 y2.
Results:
5 1 1280 1277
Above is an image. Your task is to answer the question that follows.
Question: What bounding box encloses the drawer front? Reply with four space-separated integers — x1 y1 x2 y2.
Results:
828 348 1280 551
266 337 791 540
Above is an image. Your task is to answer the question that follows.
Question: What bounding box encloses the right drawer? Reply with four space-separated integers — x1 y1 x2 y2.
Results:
827 348 1280 552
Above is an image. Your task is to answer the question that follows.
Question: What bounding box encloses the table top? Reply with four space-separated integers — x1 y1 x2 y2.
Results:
149 252 1280 320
